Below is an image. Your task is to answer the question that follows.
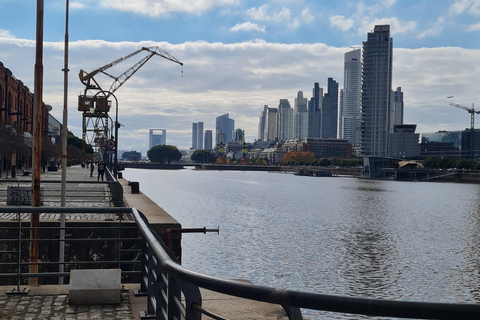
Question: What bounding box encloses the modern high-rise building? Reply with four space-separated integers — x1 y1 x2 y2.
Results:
294 91 308 139
149 129 166 149
277 99 293 141
264 107 278 141
233 128 244 142
390 87 404 131
192 122 204 149
339 48 362 146
360 25 393 156
216 113 234 145
204 130 213 150
258 105 268 141
308 83 323 138
321 77 339 139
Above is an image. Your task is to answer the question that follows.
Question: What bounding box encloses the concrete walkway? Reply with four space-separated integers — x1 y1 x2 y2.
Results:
0 165 290 319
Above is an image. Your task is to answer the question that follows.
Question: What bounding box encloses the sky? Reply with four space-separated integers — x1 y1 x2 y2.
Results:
1 0 480 154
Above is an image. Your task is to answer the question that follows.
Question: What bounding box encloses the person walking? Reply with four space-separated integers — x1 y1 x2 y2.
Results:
90 162 95 177
97 161 105 181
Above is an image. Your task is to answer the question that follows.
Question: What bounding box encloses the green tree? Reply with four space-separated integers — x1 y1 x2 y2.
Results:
147 145 182 163
191 149 216 163
122 151 141 161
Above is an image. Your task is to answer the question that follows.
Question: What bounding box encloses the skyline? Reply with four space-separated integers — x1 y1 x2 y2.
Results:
1 0 480 154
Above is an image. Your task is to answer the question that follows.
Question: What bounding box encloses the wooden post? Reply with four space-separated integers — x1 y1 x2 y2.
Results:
30 0 44 286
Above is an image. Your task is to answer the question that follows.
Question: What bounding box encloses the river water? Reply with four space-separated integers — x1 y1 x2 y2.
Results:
123 168 480 319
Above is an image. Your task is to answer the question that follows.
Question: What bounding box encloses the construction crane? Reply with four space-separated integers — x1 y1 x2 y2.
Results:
449 102 479 159
78 46 183 160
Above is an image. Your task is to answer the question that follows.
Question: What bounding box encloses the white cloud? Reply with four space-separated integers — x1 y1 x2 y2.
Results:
358 17 417 36
302 8 314 23
70 1 86 9
467 21 480 31
329 15 355 32
1 38 479 151
0 30 16 39
245 5 301 29
418 17 445 38
449 0 479 15
100 0 236 16
229 22 266 33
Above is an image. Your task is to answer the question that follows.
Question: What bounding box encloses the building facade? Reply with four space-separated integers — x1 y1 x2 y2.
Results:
321 77 339 139
308 83 322 138
339 48 362 146
191 122 204 150
387 124 420 158
360 25 393 157
149 129 166 149
277 99 293 141
204 129 213 150
293 91 308 139
216 113 234 145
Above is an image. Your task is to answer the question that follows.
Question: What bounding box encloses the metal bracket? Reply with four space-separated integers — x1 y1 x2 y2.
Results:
6 287 30 295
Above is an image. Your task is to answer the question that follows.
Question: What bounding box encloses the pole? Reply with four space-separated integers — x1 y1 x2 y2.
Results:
59 0 69 285
114 97 118 180
30 0 44 286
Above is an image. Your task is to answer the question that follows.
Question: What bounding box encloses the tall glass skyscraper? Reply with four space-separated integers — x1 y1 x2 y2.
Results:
192 122 204 149
360 25 393 156
149 129 166 149
339 48 361 146
216 113 234 145
321 77 339 139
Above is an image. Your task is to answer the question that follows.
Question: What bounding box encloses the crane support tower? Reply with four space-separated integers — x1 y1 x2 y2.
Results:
449 102 479 159
78 46 183 159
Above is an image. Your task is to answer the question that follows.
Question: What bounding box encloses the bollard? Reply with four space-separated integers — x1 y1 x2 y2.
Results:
129 181 139 194
117 172 122 179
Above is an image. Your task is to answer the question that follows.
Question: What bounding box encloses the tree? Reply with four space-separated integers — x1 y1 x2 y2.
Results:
147 145 182 163
191 149 216 163
122 151 141 161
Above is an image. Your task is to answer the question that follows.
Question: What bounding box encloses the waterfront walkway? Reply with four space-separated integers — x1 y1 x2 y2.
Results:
0 165 288 320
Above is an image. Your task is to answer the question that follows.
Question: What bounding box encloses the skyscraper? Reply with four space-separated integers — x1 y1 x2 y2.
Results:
321 77 339 138
258 105 268 141
360 25 393 156
264 107 278 141
390 87 404 131
204 130 213 150
149 129 166 149
294 91 308 139
277 99 293 141
308 83 322 138
216 113 234 145
191 122 204 149
339 48 362 146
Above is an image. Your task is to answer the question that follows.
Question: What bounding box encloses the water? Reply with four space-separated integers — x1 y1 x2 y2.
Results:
123 168 480 318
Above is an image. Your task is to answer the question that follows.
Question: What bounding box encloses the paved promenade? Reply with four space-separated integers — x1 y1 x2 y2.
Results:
0 165 289 320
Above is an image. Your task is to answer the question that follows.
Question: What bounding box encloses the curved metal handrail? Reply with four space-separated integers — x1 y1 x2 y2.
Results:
131 207 480 319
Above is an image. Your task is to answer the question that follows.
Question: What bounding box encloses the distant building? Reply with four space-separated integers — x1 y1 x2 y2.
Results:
204 130 213 150
308 83 322 138
387 124 419 158
293 91 308 139
361 25 393 157
233 128 244 142
149 129 166 149
192 122 204 150
322 77 339 139
283 138 352 159
263 107 278 141
339 48 361 146
277 99 293 141
216 113 234 145
390 87 404 131
420 130 480 158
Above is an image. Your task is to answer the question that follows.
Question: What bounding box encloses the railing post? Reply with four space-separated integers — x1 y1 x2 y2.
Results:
177 279 202 320
167 276 182 320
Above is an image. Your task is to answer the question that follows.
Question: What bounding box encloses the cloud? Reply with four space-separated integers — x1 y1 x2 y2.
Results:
329 15 355 32
100 0 236 16
449 0 480 15
302 8 314 23
417 17 445 38
467 21 480 31
245 4 301 29
0 30 16 39
229 22 266 33
1 38 479 151
70 1 86 9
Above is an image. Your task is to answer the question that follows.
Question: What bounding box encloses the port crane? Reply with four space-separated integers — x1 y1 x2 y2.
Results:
449 102 479 159
78 47 183 158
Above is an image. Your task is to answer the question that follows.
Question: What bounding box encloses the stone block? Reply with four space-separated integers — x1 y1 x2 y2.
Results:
69 269 121 305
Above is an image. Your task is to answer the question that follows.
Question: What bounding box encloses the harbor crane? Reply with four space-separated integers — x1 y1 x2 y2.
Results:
78 46 183 159
449 102 479 159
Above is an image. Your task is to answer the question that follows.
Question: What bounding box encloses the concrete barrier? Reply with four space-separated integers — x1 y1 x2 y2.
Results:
69 269 121 305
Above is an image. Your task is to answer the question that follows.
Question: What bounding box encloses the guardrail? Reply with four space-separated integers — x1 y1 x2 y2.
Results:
1 206 480 319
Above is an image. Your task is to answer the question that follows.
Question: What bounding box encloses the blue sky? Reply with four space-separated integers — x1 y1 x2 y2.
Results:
1 0 480 152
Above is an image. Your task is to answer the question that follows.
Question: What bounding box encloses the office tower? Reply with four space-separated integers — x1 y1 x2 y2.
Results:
294 91 308 139
308 83 322 138
390 87 404 131
322 77 339 138
258 105 268 141
233 128 244 142
339 48 362 146
277 99 293 141
264 107 278 141
204 130 213 150
192 123 198 149
149 129 166 149
361 25 393 156
216 113 234 145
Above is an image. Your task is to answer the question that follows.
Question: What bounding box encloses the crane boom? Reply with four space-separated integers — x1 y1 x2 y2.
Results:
78 46 183 95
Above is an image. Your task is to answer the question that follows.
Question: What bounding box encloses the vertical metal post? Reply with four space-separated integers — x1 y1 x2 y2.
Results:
30 0 44 286
59 0 69 285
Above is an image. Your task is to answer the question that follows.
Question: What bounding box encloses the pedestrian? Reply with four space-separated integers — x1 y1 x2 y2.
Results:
97 161 105 181
90 162 95 177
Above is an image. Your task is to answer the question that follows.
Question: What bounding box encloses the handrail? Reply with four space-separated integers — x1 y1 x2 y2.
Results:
2 206 480 319
131 206 480 319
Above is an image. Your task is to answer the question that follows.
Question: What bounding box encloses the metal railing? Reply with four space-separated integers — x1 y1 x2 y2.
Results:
1 206 480 319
